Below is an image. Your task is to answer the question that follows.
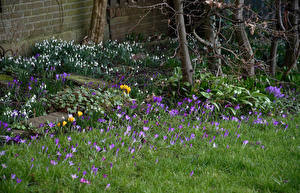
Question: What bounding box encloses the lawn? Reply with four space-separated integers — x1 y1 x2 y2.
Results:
0 38 299 192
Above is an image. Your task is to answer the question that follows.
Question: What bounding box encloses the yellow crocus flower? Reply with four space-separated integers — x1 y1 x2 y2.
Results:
120 84 131 94
68 116 75 122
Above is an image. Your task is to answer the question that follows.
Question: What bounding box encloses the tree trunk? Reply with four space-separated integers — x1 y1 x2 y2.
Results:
283 0 299 78
89 0 108 44
203 14 222 75
174 0 193 85
269 0 283 77
234 0 255 76
269 38 279 76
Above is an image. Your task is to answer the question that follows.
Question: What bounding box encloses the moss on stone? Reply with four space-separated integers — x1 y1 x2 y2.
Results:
0 74 14 81
65 74 109 89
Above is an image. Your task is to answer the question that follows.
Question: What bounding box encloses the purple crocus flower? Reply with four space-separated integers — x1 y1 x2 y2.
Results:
69 161 75 166
192 95 198 100
50 160 58 165
48 122 55 128
190 170 194 176
80 178 90 184
243 140 249 145
56 151 61 157
224 130 229 137
3 122 8 128
130 148 135 154
139 131 146 138
109 144 115 150
65 153 73 159
167 127 174 132
5 136 11 143
0 151 6 156
273 120 279 126
265 86 284 98
95 145 101 152
190 133 195 140
71 174 78 179
34 53 40 59
16 178 22 183
153 96 162 103
169 109 179 116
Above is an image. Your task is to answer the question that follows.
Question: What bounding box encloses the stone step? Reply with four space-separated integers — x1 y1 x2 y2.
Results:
0 74 14 86
65 74 110 89
27 112 68 128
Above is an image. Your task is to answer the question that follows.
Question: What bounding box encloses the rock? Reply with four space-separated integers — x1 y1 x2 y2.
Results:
27 112 68 128
65 74 109 89
0 74 14 87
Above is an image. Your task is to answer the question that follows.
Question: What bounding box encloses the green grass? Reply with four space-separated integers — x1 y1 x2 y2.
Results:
1 113 299 193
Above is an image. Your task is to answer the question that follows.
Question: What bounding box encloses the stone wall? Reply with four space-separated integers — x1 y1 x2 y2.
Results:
0 0 168 55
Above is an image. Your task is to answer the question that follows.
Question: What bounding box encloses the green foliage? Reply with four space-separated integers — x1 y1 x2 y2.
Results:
46 86 131 116
271 88 300 115
192 73 273 114
161 66 191 100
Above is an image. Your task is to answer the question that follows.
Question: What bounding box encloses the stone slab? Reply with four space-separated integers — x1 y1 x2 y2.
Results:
0 74 14 86
27 112 68 128
65 74 110 89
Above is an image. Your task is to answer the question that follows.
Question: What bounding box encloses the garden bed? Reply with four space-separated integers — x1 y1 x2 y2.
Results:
0 38 299 192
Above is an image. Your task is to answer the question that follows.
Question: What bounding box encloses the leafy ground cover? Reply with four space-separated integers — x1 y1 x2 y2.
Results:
0 38 299 192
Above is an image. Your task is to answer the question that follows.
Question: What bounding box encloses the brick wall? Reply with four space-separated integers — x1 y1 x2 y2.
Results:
0 0 168 54
0 0 93 42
